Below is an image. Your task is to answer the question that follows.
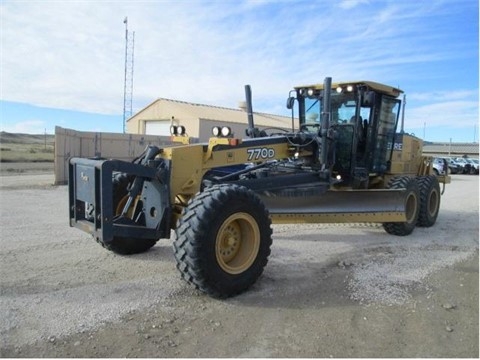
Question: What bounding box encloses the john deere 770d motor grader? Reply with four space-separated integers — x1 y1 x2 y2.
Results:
69 77 450 298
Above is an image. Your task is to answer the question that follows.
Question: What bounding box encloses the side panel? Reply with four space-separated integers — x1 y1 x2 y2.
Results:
160 138 293 202
390 133 424 174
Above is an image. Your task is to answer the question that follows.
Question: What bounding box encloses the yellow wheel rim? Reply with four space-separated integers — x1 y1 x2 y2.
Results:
215 212 260 275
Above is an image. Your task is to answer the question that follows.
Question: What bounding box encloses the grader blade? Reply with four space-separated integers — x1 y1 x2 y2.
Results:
261 189 407 224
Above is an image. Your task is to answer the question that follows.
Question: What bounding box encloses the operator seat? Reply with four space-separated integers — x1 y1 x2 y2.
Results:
349 115 364 140
349 116 367 164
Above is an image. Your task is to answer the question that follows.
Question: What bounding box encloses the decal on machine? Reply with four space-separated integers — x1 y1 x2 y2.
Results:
247 147 275 161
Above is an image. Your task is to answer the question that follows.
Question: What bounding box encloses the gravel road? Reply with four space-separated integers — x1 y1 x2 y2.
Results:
0 172 478 357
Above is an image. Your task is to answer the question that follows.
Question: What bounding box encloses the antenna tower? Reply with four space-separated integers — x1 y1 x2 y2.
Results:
123 17 135 133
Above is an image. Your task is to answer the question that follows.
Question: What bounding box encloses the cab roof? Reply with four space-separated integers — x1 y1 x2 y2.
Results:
294 80 403 98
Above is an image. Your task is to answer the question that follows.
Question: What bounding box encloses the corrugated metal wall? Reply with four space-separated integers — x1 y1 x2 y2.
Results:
54 126 194 185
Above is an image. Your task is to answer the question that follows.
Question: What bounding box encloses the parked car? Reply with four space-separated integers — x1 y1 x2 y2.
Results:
453 157 478 174
452 157 469 174
432 157 449 175
441 157 461 174
471 159 479 173
465 158 479 174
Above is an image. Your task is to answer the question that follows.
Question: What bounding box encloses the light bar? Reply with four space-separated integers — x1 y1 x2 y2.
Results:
336 85 355 93
212 126 232 137
170 125 187 136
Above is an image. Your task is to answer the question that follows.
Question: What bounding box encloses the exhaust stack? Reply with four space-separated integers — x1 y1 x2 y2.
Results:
244 85 261 138
320 77 332 167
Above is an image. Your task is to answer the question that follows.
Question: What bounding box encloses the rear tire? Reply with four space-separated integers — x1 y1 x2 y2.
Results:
98 173 158 255
383 176 420 236
416 175 440 227
174 184 272 298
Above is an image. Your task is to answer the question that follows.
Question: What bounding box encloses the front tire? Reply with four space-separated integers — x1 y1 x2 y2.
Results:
383 176 420 236
174 184 272 298
416 175 440 227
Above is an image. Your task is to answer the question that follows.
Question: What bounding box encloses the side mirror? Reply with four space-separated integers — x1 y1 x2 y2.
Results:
361 91 375 107
286 97 295 110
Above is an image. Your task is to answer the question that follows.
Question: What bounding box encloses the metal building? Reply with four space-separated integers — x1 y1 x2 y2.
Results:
422 142 479 158
126 98 292 141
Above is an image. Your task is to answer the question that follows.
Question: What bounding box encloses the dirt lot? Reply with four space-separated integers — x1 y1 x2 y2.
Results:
0 169 478 358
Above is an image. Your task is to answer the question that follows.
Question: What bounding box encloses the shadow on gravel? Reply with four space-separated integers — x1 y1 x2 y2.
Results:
229 258 355 310
126 242 175 262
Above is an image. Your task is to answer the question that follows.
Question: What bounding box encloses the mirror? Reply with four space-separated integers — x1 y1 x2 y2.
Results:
286 96 295 109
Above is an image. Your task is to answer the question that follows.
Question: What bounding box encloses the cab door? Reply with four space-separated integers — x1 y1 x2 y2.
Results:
368 96 401 174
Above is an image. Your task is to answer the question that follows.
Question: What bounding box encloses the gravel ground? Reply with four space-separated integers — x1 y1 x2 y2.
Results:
0 172 478 357
0 162 53 176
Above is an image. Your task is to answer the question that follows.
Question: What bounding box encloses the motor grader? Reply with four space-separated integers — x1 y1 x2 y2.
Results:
69 77 450 298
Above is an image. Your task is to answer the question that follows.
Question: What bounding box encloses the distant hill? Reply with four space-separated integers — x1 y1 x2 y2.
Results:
0 132 55 163
0 131 55 145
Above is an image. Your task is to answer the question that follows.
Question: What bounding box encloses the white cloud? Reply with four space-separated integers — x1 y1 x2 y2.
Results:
408 90 478 102
0 120 47 134
406 100 478 129
1 0 477 127
403 89 478 130
339 0 370 10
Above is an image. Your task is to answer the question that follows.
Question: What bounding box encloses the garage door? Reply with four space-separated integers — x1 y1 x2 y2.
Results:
145 121 171 135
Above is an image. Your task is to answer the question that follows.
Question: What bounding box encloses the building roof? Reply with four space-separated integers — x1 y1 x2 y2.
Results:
128 98 292 128
423 142 479 157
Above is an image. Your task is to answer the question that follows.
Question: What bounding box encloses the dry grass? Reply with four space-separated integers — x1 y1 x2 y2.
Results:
0 132 55 162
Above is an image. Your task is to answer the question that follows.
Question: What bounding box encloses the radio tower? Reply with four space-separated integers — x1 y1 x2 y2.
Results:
123 17 135 133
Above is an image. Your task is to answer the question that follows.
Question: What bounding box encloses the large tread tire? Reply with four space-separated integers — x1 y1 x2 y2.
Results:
383 176 420 236
174 184 272 298
416 175 441 227
98 173 157 255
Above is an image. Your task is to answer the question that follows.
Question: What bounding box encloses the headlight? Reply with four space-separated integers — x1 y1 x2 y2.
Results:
307 88 314 97
170 125 177 135
336 85 354 93
177 125 186 135
221 126 231 137
212 126 232 137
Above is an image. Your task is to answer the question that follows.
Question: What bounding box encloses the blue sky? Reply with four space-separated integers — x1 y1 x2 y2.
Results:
1 0 478 142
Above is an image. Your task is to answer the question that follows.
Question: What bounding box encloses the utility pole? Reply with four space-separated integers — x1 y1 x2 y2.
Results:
123 17 135 134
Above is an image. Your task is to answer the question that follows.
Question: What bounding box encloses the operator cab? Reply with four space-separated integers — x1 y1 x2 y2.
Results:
288 81 403 188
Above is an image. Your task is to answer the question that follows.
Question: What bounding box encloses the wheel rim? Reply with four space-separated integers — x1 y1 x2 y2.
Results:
215 212 260 275
427 188 439 217
405 191 418 223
